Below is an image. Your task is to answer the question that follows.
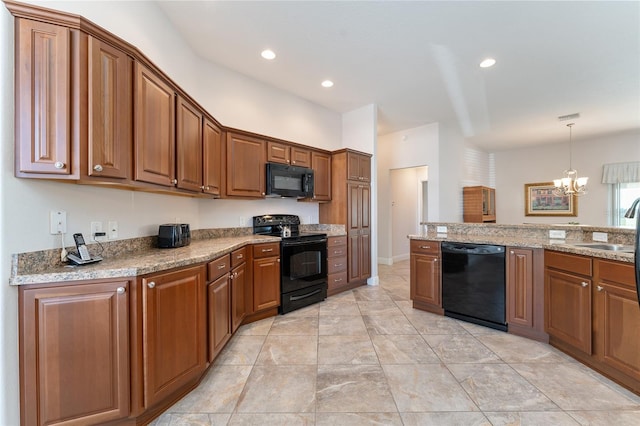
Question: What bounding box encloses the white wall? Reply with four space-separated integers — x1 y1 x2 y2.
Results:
342 105 379 284
377 123 439 262
389 167 428 263
494 130 640 226
0 2 341 424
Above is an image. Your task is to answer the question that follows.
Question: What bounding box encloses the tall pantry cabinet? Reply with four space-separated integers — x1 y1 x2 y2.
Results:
320 149 372 290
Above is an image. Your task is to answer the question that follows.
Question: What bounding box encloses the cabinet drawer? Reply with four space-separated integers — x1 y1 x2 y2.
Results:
231 247 247 268
410 239 440 255
328 256 348 274
596 259 635 289
328 245 347 258
207 255 230 282
253 242 280 258
328 236 347 248
328 271 348 290
545 250 592 276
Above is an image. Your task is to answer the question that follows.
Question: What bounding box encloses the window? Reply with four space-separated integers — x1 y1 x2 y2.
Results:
613 182 640 227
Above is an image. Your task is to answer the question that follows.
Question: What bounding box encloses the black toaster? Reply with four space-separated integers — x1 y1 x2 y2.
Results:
158 224 191 248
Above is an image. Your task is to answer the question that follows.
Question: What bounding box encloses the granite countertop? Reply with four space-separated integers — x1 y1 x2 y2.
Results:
10 235 280 286
409 232 634 263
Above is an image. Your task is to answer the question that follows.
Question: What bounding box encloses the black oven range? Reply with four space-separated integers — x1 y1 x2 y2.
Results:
253 215 328 314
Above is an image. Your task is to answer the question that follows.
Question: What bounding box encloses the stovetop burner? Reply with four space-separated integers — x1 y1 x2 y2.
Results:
252 214 326 242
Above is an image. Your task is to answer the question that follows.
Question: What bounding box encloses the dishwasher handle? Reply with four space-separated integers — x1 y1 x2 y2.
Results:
441 242 505 255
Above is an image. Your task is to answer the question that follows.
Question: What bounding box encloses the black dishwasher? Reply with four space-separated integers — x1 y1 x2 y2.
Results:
441 242 507 331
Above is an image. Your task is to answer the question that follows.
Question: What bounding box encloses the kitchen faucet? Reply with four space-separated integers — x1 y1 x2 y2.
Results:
623 197 639 308
624 197 640 219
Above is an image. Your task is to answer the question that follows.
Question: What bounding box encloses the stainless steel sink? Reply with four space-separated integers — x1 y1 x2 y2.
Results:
571 243 635 253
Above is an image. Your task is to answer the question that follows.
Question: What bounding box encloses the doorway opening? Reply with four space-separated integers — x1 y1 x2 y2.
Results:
389 166 428 264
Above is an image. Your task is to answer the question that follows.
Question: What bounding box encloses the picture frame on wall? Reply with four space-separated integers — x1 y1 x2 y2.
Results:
524 182 577 216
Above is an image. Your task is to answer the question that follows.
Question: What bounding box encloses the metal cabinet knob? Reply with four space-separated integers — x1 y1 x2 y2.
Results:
54 161 65 169
116 286 125 294
93 164 103 172
597 285 603 292
171 179 178 185
147 281 156 289
277 258 280 263
201 185 206 190
581 282 589 287
205 186 210 190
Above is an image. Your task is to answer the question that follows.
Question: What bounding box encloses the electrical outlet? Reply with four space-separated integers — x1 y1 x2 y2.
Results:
90 221 103 240
436 226 448 233
592 232 608 242
549 229 566 239
49 211 67 234
108 221 118 239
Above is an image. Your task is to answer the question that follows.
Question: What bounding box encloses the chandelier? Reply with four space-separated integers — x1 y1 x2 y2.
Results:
553 123 588 196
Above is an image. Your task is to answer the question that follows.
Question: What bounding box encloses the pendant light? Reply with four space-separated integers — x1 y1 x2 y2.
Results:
553 123 588 196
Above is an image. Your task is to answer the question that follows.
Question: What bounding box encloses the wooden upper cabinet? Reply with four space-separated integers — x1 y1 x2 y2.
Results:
176 96 203 192
86 36 132 180
19 280 130 425
463 186 496 223
267 141 311 167
203 118 223 196
226 132 266 198
15 19 72 177
134 62 176 187
311 151 331 201
347 151 371 182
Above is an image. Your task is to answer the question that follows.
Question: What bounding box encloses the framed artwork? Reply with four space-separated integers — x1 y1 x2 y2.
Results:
524 182 577 216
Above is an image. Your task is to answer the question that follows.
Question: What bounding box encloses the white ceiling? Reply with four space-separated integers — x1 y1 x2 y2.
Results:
156 1 640 151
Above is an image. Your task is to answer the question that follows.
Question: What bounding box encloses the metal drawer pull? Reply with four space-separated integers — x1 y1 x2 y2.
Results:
334 263 343 268
581 282 588 287
420 245 431 249
147 281 155 289
597 285 603 292
290 289 322 301
237 254 244 259
334 278 343 283
116 287 125 294
217 264 226 270
262 248 274 253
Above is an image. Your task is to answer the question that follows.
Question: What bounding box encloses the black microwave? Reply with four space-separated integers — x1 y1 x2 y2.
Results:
265 162 314 198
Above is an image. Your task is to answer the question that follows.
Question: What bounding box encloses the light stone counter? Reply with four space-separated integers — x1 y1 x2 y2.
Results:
409 222 635 264
10 235 279 286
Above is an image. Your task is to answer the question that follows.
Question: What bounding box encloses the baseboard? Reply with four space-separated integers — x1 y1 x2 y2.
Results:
392 253 410 263
378 257 393 265
367 276 379 286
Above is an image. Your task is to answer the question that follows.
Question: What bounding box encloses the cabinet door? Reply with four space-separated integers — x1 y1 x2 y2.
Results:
358 155 371 182
360 233 371 280
311 151 331 201
20 281 130 425
267 141 290 164
141 265 206 408
87 36 131 179
208 273 231 362
226 132 266 197
545 269 592 354
410 253 441 307
231 262 249 332
594 282 640 382
253 256 281 312
290 146 311 167
507 248 534 328
176 96 203 192
134 62 175 186
15 19 71 176
203 118 223 196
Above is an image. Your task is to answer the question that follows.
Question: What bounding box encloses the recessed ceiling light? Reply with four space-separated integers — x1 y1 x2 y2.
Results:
479 58 496 68
321 80 334 88
261 49 276 60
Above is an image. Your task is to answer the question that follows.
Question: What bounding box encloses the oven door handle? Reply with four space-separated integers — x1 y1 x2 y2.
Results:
281 238 327 247
289 288 322 301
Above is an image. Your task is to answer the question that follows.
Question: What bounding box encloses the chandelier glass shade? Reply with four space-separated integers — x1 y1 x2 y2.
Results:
553 123 588 196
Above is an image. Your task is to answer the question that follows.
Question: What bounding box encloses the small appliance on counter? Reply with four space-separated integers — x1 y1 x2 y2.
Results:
157 224 191 248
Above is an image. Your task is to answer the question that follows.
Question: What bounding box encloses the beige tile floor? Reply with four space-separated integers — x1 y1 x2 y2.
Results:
151 261 640 425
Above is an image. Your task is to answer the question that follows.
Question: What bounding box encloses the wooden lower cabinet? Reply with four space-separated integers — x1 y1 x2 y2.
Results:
207 255 231 363
544 251 593 354
409 240 443 314
252 243 281 312
231 260 249 332
140 265 207 409
593 259 640 391
327 236 349 295
506 247 547 342
19 279 130 426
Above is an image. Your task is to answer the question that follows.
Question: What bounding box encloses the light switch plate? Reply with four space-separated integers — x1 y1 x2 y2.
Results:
549 229 566 239
50 211 67 234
